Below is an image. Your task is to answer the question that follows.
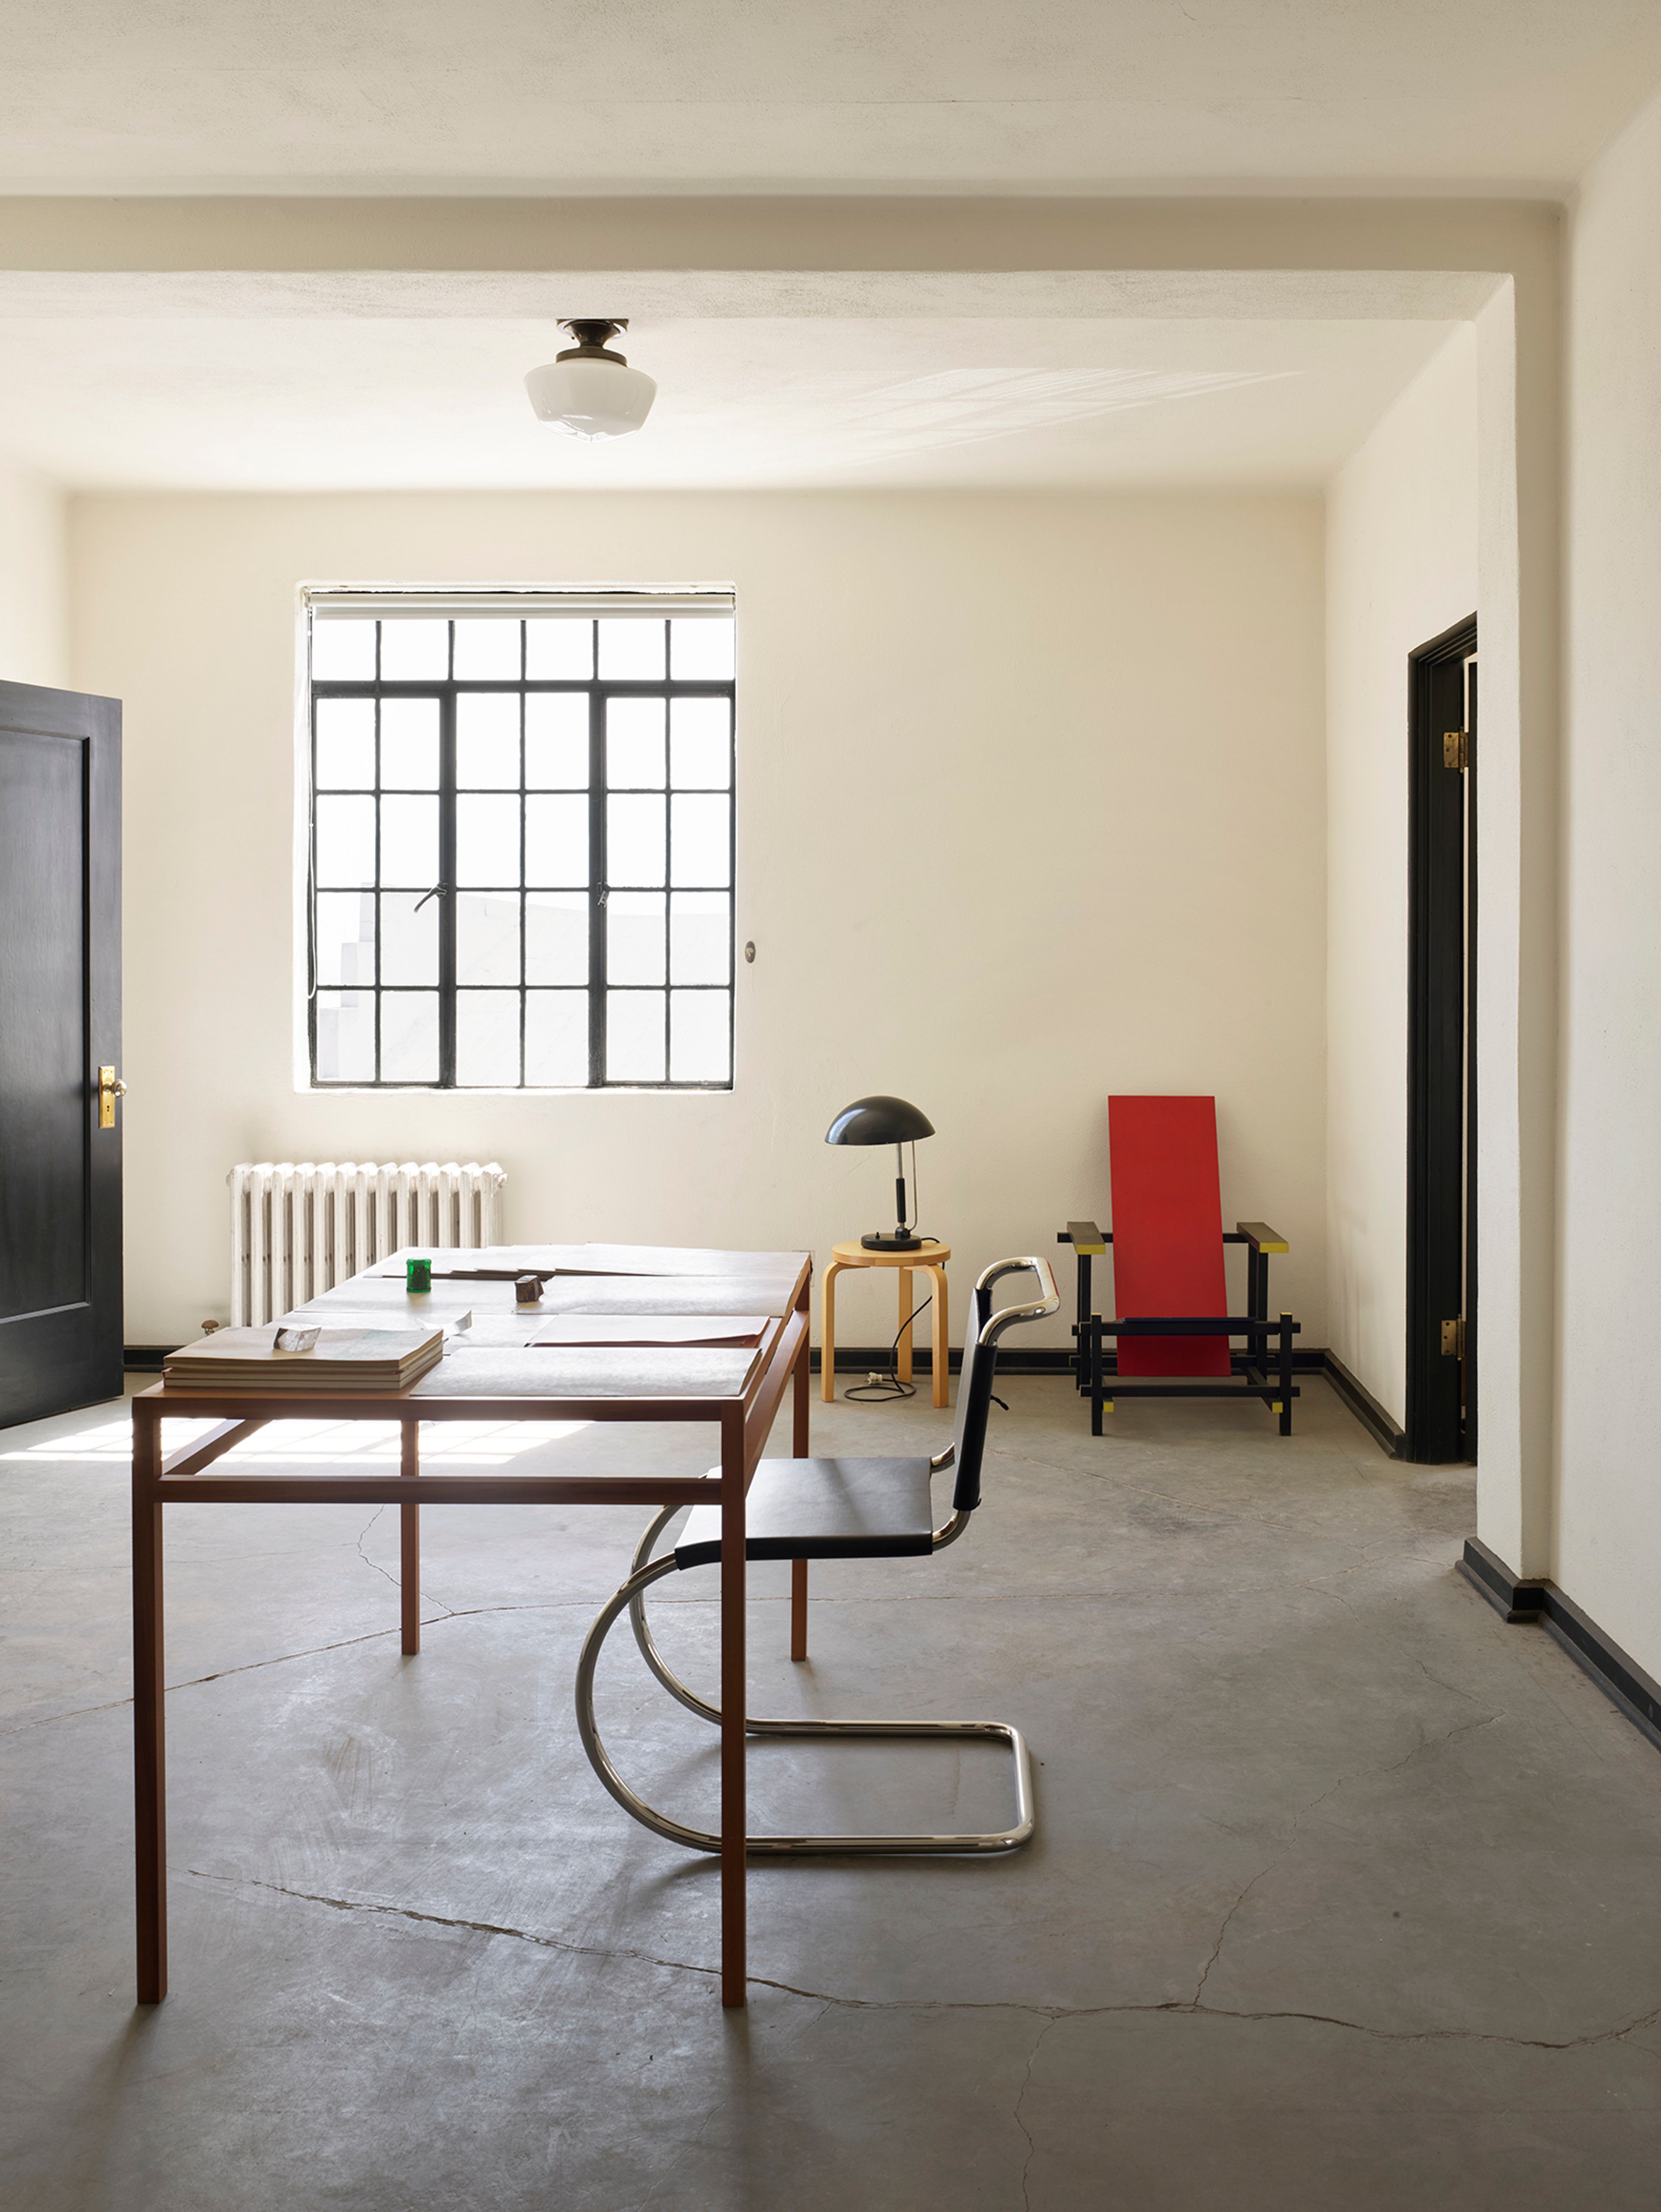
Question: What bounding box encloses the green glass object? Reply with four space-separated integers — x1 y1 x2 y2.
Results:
407 1256 433 1293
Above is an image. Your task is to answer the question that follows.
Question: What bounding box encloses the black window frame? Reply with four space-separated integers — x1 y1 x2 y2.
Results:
306 609 735 1091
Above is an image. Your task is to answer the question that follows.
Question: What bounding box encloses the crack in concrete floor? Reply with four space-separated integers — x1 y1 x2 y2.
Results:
186 1867 1661 2057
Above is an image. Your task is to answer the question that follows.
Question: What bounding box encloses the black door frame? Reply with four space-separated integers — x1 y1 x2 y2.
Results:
1405 615 1476 1464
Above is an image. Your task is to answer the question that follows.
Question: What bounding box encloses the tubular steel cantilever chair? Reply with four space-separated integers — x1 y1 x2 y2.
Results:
575 1255 1060 1857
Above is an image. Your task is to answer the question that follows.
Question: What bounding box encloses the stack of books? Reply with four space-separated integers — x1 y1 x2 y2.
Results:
162 1325 445 1394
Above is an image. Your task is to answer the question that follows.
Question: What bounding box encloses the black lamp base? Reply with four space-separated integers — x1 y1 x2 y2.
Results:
861 1231 925 1252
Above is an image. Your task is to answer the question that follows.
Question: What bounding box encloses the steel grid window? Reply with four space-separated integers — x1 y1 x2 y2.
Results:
307 605 735 1089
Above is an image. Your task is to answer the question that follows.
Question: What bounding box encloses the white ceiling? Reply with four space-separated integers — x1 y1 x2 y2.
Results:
0 307 1459 491
1 0 1658 196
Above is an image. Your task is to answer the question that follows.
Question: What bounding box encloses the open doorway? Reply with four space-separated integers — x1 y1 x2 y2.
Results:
1406 615 1477 1463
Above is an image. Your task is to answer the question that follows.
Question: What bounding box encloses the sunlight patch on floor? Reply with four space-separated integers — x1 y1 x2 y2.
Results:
0 1414 592 1466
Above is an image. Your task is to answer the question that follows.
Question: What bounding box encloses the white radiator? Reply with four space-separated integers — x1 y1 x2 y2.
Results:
228 1160 508 1326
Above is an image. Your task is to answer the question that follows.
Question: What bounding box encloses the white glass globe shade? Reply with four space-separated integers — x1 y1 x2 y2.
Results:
524 356 657 440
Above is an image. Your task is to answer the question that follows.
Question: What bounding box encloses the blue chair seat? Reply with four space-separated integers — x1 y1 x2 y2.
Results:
675 1455 936 1566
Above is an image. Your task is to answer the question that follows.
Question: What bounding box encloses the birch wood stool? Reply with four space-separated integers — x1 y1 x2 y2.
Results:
821 1241 951 1408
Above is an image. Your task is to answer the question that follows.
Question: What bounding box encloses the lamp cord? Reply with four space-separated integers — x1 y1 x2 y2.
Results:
844 1295 933 1401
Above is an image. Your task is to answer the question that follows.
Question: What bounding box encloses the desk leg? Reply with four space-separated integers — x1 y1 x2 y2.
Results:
930 1264 950 1410
133 1401 167 2004
897 1266 914 1388
792 1321 810 1661
719 1405 747 2007
400 1420 421 1657
820 1260 843 1403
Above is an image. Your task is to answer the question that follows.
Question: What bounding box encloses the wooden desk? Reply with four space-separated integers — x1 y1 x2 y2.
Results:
131 1243 811 2013
821 1240 951 1409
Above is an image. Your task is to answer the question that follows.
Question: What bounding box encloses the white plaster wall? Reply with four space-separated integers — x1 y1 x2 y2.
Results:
1325 329 1479 1427
1558 85 1661 1677
69 488 1327 1350
0 457 67 689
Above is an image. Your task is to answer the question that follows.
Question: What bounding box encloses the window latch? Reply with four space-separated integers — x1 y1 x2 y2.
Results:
413 883 449 912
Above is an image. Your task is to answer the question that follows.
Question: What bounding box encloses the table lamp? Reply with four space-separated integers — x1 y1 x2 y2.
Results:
825 1095 935 1251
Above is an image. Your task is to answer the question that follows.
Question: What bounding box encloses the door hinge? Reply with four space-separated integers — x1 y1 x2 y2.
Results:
1443 729 1469 771
1440 1316 1466 1359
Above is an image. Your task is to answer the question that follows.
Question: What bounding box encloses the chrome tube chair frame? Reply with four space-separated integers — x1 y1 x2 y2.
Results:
575 1256 1060 1856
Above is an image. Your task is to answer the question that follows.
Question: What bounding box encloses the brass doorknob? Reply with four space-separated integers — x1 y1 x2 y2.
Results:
97 1064 128 1129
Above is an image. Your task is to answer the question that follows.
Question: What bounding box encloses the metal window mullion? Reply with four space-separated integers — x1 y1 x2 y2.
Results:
518 673 527 1087
308 695 320 1083
371 692 384 1082
439 685 457 1087
663 683 673 1082
588 682 606 1087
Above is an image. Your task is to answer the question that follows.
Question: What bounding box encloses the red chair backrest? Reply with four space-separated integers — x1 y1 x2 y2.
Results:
1108 1095 1230 1376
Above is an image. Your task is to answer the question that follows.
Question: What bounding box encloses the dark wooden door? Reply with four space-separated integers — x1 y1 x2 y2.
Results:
1406 618 1476 1463
0 680 123 1425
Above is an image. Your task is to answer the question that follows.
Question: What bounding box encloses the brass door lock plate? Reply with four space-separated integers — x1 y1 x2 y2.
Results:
97 1064 128 1129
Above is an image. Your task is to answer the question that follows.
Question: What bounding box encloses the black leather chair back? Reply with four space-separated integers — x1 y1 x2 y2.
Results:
951 1277 996 1513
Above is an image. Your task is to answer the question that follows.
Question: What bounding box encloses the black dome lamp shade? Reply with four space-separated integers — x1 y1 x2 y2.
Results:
824 1095 935 1252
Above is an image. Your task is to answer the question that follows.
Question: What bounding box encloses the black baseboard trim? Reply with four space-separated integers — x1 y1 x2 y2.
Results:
123 1346 179 1373
809 1346 1073 1376
1457 1535 1543 1622
1322 1351 1406 1458
1459 1538 1661 1756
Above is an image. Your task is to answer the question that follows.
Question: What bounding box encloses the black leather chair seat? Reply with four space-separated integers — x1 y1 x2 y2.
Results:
675 1456 937 1567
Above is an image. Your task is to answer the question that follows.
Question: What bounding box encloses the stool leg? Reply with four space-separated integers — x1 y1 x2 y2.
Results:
821 1262 840 1403
931 1264 949 1409
897 1266 914 1387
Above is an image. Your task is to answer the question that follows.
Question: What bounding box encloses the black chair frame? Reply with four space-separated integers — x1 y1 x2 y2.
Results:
1056 1221 1302 1436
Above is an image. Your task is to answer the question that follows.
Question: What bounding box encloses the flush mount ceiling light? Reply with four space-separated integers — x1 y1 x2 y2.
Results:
524 319 657 441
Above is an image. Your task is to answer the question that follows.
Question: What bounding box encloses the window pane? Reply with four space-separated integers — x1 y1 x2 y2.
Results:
314 698 375 788
380 892 438 985
525 693 588 787
607 696 666 788
381 697 439 789
525 795 588 886
380 794 439 888
670 990 730 1084
525 991 587 1085
526 892 589 984
457 890 522 985
670 617 734 679
312 617 376 680
381 991 440 1082
670 892 730 984
316 891 376 987
608 794 666 887
452 618 522 678
526 618 594 678
608 891 665 985
607 991 666 1082
669 697 731 789
314 989 375 1081
670 793 730 887
315 794 377 887
379 619 449 679
597 618 665 678
456 990 521 1086
457 692 521 788
456 793 522 886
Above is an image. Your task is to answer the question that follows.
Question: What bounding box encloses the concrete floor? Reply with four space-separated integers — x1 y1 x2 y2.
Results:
3 1375 1661 2210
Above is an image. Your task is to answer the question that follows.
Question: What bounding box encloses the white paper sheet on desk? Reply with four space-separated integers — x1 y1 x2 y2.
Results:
528 1315 771 1348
